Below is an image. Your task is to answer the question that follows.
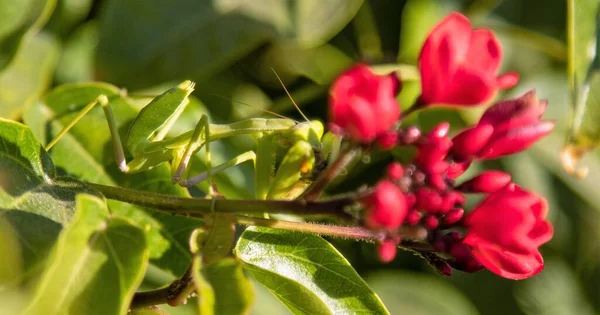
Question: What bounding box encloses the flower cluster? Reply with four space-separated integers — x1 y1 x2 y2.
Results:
328 13 554 280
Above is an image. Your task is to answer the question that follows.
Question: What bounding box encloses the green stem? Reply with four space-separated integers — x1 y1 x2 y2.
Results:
234 215 428 242
86 182 355 219
300 146 362 201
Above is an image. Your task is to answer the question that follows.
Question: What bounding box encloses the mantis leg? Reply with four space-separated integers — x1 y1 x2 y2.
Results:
45 95 130 173
179 151 256 187
171 115 257 192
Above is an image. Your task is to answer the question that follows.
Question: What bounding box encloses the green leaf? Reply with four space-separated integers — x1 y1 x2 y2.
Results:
235 227 389 315
24 194 148 315
0 0 56 69
365 271 479 315
0 216 23 287
96 0 362 88
0 31 60 120
397 0 443 63
0 119 106 275
515 259 594 315
205 258 254 315
563 0 600 174
96 0 273 88
54 21 98 84
44 0 93 37
250 43 353 86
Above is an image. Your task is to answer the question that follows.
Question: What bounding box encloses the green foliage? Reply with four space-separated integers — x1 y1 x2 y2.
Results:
24 194 148 315
0 0 56 69
236 227 389 315
1 1 600 314
564 0 600 172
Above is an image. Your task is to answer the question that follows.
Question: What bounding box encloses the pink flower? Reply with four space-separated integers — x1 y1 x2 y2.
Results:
329 64 400 143
452 90 555 160
362 180 407 229
418 12 519 107
462 184 553 280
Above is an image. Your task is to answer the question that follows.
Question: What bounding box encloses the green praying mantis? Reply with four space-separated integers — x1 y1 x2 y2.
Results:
44 79 341 200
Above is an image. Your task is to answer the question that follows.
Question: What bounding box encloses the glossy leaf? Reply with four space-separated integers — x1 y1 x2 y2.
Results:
563 0 600 175
0 0 56 69
24 194 148 315
365 271 479 315
96 0 362 87
236 227 389 315
0 32 59 120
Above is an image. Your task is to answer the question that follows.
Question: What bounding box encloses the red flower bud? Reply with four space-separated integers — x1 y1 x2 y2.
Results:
424 215 440 229
386 162 404 181
443 208 464 225
418 12 518 107
378 240 398 263
406 210 422 225
362 180 408 229
415 187 443 213
463 185 554 280
377 131 399 150
329 64 400 143
476 91 554 159
458 170 511 193
451 124 494 160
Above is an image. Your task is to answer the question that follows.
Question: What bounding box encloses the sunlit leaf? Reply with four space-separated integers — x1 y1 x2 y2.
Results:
0 32 59 120
0 0 56 69
236 227 389 315
24 194 148 315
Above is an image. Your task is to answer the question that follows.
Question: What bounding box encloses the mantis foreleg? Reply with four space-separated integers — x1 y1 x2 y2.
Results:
45 95 130 173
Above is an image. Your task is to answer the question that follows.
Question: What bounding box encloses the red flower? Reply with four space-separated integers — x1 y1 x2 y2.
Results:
418 12 519 107
462 184 553 280
362 180 407 229
329 64 400 143
458 170 511 193
452 90 555 160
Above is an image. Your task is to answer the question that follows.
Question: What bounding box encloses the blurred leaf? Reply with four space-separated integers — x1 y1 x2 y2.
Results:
22 84 203 276
249 277 291 315
44 0 93 37
205 258 254 315
96 0 362 88
251 43 353 86
515 259 594 315
397 0 442 64
0 0 56 69
202 214 235 265
365 271 479 315
0 216 23 287
563 0 600 175
55 21 98 84
190 229 216 315
0 32 60 120
131 306 170 315
236 227 389 315
24 194 148 315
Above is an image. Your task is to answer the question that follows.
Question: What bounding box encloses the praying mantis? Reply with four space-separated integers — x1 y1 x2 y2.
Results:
44 79 341 200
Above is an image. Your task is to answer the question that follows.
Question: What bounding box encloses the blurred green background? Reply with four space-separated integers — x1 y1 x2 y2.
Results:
1 0 598 314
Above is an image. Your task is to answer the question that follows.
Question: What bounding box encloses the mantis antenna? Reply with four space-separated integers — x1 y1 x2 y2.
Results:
271 68 311 123
208 93 298 122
